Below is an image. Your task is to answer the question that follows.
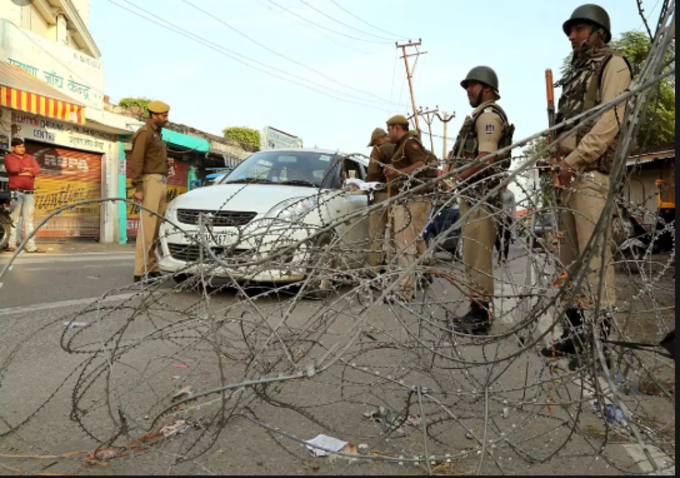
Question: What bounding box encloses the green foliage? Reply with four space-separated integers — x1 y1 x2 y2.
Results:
222 127 261 150
519 137 550 162
559 30 675 149
118 97 152 112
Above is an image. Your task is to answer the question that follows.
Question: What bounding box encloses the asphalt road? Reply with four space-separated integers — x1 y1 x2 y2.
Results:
0 245 673 476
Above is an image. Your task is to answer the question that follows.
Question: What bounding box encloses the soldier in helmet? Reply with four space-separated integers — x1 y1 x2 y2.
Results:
366 127 395 272
541 4 632 362
384 114 437 301
130 100 171 283
447 66 515 335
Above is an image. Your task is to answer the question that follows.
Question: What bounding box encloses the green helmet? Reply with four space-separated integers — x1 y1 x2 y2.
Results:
563 4 612 43
460 66 499 94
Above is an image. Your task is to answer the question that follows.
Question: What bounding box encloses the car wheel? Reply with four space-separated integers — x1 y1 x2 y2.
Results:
303 231 338 300
173 273 191 284
0 222 9 251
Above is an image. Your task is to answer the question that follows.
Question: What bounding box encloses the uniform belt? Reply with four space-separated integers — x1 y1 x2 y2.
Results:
11 189 35 195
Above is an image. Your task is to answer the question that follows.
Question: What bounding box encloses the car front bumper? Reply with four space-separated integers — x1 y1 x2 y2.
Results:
157 219 320 283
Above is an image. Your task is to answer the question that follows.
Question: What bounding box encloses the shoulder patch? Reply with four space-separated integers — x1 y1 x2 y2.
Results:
484 107 494 114
411 142 419 149
485 124 495 134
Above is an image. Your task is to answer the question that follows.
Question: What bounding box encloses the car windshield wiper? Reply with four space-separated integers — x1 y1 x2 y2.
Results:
226 178 275 184
280 179 319 188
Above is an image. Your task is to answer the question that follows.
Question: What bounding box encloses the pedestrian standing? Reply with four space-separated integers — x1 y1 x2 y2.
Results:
541 4 631 362
130 100 171 282
366 127 395 273
447 66 515 334
495 184 516 264
4 138 45 253
383 115 437 301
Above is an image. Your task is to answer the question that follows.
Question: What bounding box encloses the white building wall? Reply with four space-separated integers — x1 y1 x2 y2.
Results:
70 0 90 27
0 0 23 24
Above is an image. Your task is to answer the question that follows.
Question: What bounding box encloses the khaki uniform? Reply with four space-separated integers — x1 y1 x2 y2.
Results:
556 51 631 308
455 100 506 299
367 142 395 267
131 120 169 276
389 134 434 299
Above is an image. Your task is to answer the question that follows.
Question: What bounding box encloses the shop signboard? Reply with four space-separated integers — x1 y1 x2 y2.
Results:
24 141 102 237
0 20 105 113
261 126 302 150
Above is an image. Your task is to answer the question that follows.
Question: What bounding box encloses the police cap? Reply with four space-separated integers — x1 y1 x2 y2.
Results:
367 127 388 147
147 100 170 114
386 114 409 127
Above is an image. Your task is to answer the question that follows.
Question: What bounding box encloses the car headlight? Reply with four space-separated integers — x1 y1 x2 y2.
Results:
165 200 178 220
264 196 318 222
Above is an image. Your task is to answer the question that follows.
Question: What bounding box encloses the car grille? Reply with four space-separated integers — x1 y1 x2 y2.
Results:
176 209 257 227
168 243 251 264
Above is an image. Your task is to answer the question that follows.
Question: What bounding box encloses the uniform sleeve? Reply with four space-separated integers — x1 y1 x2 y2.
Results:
29 155 41 176
566 56 632 169
366 147 383 182
403 138 430 165
475 112 503 154
130 128 150 192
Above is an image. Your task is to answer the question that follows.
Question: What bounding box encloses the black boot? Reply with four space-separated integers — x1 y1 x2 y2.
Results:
451 301 491 335
541 308 585 357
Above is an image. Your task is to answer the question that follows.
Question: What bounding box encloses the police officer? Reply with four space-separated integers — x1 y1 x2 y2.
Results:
447 66 514 334
384 115 437 301
131 100 171 282
541 4 631 360
366 128 395 271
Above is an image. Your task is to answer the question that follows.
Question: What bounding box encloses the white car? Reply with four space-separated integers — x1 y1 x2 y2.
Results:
158 149 371 294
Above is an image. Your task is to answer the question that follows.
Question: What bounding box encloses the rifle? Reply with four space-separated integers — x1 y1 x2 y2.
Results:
545 69 562 187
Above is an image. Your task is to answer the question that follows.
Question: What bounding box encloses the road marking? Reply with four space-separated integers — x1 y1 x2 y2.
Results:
0 293 138 317
0 253 134 266
622 444 675 475
21 263 130 272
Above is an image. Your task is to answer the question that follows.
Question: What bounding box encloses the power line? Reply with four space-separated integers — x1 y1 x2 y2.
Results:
266 0 391 44
181 0 394 105
107 0 392 112
328 0 412 41
298 0 395 42
253 0 374 56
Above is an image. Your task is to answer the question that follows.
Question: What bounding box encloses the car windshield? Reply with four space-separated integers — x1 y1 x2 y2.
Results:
221 151 339 188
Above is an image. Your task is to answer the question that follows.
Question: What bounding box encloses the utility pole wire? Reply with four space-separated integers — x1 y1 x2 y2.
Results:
299 0 395 42
181 0 401 106
328 0 413 40
266 0 391 44
110 0 392 112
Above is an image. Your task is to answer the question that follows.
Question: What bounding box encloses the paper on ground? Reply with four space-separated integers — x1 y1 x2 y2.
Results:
305 434 348 457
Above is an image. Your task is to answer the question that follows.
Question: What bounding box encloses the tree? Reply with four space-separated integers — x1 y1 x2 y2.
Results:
222 127 261 151
118 97 153 112
559 30 675 149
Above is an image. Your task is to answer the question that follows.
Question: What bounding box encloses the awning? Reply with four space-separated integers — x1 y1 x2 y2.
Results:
162 129 210 154
627 150 675 167
0 61 85 124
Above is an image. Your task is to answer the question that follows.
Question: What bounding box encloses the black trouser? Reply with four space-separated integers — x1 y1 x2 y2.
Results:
495 222 512 262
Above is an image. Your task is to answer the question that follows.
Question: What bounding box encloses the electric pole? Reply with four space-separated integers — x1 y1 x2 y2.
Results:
417 106 439 153
396 39 427 132
435 111 456 160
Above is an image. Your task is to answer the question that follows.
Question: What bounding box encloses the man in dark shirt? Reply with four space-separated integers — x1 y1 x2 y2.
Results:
4 138 45 253
130 100 170 282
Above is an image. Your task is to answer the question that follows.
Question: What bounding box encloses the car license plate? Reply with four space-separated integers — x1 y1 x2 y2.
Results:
189 231 236 247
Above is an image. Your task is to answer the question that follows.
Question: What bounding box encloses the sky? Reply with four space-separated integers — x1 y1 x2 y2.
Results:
90 0 651 159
